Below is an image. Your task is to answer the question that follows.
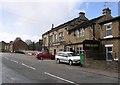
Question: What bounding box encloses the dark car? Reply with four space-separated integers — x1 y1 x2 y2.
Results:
14 51 25 54
36 52 55 60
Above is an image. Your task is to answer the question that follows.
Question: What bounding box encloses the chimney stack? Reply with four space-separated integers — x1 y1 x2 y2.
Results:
102 7 111 15
79 12 88 21
79 12 85 17
52 24 54 29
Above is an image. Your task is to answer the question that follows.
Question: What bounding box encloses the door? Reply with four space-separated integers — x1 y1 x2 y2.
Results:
54 49 56 55
106 47 113 61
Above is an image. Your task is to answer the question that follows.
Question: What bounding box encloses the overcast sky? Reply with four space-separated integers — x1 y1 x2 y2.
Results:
0 0 119 43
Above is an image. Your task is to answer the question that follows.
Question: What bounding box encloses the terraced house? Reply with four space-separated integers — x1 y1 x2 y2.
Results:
99 16 120 61
42 8 120 61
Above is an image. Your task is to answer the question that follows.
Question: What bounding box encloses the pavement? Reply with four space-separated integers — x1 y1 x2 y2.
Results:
77 66 119 79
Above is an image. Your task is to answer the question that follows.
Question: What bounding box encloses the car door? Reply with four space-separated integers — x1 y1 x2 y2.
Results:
59 53 67 63
58 53 64 62
62 53 68 63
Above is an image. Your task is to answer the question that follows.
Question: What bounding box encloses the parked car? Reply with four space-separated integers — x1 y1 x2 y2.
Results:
14 50 25 54
36 52 55 60
55 51 80 65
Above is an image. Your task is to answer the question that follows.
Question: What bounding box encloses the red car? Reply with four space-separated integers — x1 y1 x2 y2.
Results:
36 52 55 60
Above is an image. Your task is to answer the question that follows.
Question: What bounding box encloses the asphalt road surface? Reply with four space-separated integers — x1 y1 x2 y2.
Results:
1 53 118 84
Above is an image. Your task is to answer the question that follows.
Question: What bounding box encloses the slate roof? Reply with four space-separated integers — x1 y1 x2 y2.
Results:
99 16 120 24
42 17 79 36
42 16 88 36
10 38 27 45
69 15 104 32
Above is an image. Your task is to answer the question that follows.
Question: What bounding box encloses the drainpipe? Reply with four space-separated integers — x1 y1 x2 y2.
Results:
93 24 95 40
118 20 120 37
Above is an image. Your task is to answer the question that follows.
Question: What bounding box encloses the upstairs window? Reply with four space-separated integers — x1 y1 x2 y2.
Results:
54 34 57 42
43 37 46 45
77 29 85 37
104 22 113 38
80 29 85 37
50 35 53 43
59 32 64 41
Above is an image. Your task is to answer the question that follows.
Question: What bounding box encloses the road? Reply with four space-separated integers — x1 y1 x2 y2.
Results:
1 53 119 84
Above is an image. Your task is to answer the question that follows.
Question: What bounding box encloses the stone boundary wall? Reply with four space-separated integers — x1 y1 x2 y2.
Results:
84 58 119 73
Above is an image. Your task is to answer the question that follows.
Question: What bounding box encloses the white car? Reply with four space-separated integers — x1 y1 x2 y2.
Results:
55 51 80 65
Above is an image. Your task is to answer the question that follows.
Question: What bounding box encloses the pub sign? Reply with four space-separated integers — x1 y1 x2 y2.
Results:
83 40 100 50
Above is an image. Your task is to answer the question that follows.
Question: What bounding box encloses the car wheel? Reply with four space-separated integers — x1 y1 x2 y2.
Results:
69 60 73 66
56 59 60 64
40 56 43 60
51 58 54 60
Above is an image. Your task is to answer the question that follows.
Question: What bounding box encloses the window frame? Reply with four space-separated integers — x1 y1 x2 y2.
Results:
59 32 64 41
104 22 113 39
77 28 85 37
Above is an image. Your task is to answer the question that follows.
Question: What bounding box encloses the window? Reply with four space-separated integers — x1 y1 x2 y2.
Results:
43 37 46 45
80 29 85 37
54 34 57 42
49 35 53 43
106 24 112 36
59 49 64 51
80 47 84 54
77 29 85 37
77 47 84 54
59 32 64 41
50 50 53 54
104 22 113 38
105 44 113 61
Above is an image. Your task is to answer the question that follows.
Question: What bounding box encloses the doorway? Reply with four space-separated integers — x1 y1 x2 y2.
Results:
54 49 56 55
106 46 113 61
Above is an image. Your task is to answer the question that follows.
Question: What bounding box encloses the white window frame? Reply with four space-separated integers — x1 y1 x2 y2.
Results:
105 44 113 61
77 29 85 37
77 47 84 54
104 22 113 39
80 29 85 37
54 34 57 42
59 32 64 41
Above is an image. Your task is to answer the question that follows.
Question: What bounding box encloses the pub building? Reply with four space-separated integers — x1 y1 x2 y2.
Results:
42 8 120 61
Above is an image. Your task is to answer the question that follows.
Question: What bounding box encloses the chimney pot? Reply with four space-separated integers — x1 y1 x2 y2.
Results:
103 7 111 15
52 24 54 29
79 12 85 17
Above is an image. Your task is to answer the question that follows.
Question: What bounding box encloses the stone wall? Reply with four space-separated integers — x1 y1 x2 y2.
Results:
84 58 119 73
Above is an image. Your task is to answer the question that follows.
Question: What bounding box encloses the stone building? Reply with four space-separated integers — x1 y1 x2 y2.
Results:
99 16 120 61
42 8 119 61
0 41 7 52
42 12 88 54
6 38 28 52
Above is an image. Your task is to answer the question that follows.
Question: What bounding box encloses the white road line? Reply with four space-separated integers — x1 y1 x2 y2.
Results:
10 59 19 63
21 63 36 70
44 72 79 85
4 57 9 60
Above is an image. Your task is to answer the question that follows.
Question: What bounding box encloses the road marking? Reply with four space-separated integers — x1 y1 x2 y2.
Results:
21 63 36 70
44 72 79 85
10 59 19 64
4 57 9 60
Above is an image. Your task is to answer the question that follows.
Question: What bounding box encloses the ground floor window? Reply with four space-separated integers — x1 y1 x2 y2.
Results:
59 49 64 51
50 50 53 54
76 47 84 55
105 44 113 61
